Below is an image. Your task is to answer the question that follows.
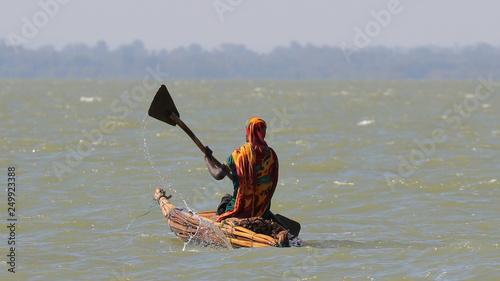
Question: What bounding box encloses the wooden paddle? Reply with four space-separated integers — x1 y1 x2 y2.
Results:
148 85 301 237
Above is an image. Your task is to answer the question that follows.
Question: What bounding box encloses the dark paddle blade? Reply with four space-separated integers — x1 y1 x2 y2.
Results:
275 213 301 237
148 85 180 126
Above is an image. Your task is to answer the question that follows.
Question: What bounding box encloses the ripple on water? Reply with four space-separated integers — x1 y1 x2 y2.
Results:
3 80 500 280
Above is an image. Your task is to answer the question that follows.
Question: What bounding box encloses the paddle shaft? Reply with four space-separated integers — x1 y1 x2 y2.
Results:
169 113 226 171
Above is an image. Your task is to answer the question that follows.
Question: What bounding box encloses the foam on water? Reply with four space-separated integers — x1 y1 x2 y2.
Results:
357 119 375 126
79 96 102 102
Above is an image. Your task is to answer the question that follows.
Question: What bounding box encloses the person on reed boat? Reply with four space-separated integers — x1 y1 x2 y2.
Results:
204 117 279 222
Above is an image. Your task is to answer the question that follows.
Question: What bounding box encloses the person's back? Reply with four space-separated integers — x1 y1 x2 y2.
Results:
204 117 279 221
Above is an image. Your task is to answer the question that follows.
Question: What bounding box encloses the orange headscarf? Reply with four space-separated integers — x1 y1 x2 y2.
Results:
217 117 279 221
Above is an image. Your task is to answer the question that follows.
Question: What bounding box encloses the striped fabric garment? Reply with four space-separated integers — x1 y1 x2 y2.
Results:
217 117 279 221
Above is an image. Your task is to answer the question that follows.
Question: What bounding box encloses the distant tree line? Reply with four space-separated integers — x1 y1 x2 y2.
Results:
1 40 499 79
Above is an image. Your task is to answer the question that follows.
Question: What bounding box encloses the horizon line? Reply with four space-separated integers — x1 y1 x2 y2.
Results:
2 39 499 54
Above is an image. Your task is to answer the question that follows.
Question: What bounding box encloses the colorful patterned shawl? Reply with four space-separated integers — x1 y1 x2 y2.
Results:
217 117 279 221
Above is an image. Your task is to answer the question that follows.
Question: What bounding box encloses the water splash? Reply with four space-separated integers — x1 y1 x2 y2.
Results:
182 213 232 250
178 200 231 250
138 113 179 197
139 114 231 250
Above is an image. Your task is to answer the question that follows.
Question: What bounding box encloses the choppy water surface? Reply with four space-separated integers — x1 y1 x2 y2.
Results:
1 79 499 280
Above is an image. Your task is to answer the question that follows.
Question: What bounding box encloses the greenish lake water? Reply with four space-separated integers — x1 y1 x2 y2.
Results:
1 79 499 280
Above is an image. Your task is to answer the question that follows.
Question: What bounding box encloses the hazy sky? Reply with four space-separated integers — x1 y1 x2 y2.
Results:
1 0 499 52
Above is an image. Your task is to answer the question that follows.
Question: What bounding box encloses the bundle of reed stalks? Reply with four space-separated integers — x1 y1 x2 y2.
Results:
154 188 289 248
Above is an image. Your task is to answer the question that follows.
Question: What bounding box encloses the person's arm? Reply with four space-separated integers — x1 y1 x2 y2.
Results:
204 146 230 180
